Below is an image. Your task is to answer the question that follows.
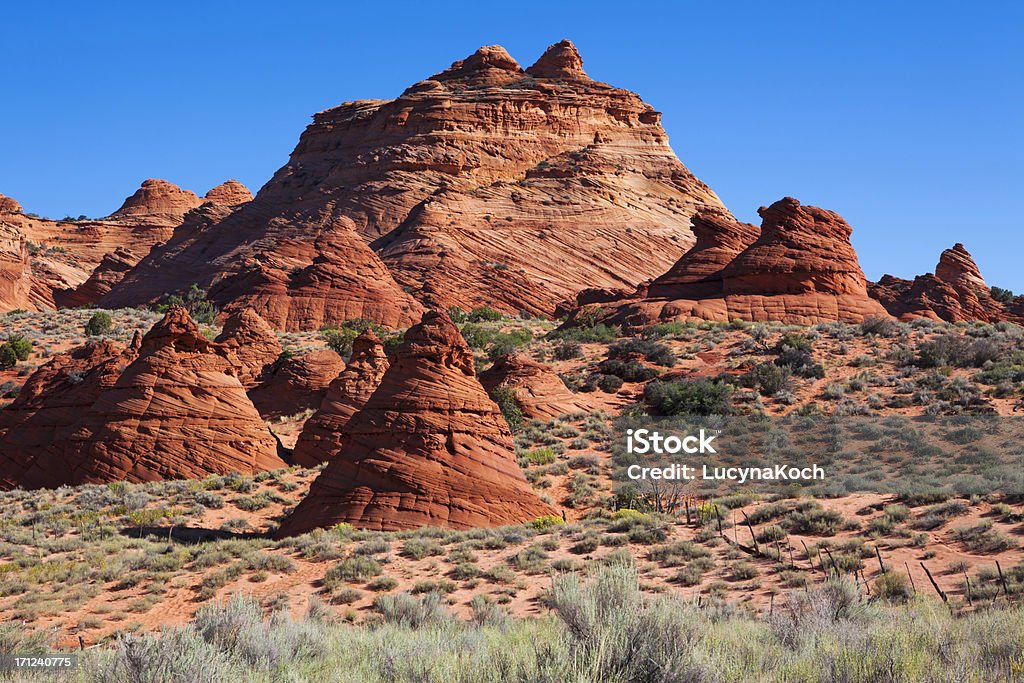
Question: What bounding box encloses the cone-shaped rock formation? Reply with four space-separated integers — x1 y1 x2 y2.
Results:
215 307 282 387
291 329 390 467
249 349 346 419
0 306 285 489
275 311 556 535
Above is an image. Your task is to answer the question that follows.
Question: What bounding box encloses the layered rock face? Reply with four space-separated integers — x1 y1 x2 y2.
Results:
479 353 591 420
869 243 1016 322
291 329 390 467
0 180 251 311
0 193 22 215
0 306 285 489
249 348 345 419
214 307 282 387
101 40 727 326
276 311 556 536
0 222 32 311
585 197 890 327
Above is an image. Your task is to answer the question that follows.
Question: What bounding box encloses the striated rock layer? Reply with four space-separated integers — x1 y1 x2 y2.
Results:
0 179 252 311
583 197 890 328
276 311 556 535
214 307 282 387
291 329 390 467
479 353 591 420
0 306 285 489
101 40 727 326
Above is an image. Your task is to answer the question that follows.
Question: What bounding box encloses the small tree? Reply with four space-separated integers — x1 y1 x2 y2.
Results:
85 311 113 336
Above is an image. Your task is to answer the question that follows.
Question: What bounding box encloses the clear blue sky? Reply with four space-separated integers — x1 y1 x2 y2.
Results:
2 1 1021 289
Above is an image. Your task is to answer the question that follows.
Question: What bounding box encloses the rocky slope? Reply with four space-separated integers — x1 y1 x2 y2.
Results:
0 306 285 489
249 349 345 419
291 329 390 467
100 40 727 327
275 311 556 535
580 197 890 327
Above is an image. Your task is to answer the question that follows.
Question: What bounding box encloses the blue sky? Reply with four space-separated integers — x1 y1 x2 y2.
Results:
2 1 1021 289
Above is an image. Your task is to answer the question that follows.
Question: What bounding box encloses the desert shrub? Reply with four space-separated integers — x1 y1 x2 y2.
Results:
597 374 624 393
85 311 114 336
372 591 451 627
492 386 523 432
742 362 792 396
154 284 217 324
730 561 758 581
775 347 825 378
468 306 503 322
323 556 381 588
648 541 711 567
553 340 583 360
875 572 913 604
400 538 443 561
860 316 900 337
644 378 732 416
784 504 843 536
953 521 1017 553
598 359 658 382
608 339 676 367
548 323 619 344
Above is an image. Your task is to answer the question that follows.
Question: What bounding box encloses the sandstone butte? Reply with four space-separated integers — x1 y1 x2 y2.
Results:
275 310 557 536
869 243 1024 323
99 40 727 329
478 353 591 421
0 180 252 311
575 197 891 328
291 329 390 467
0 305 285 489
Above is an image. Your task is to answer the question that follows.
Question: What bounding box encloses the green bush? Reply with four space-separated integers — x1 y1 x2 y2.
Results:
85 311 114 336
323 556 382 588
644 378 732 416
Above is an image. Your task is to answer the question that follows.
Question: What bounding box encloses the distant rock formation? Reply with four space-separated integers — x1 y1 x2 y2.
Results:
0 222 32 311
204 179 253 207
108 179 203 220
0 306 285 489
275 311 556 535
577 197 890 327
291 329 390 467
100 40 727 327
479 353 591 420
0 193 22 215
869 243 1019 322
54 246 138 308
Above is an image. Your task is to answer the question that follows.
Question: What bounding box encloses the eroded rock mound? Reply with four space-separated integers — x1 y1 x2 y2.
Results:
101 40 726 325
869 243 1016 322
479 353 591 420
204 180 253 207
276 311 556 535
250 348 346 419
0 193 22 215
291 329 390 467
215 307 282 387
109 179 203 220
585 197 890 327
0 306 285 489
54 247 138 308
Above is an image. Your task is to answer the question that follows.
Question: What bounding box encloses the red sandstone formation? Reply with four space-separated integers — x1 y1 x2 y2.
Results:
108 179 203 220
869 243 1016 323
100 40 727 326
54 247 138 308
0 222 32 311
0 307 285 489
214 307 282 387
291 329 390 467
204 180 253 207
0 180 226 311
479 353 591 420
0 193 22 215
249 348 346 419
585 198 890 327
275 311 556 535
